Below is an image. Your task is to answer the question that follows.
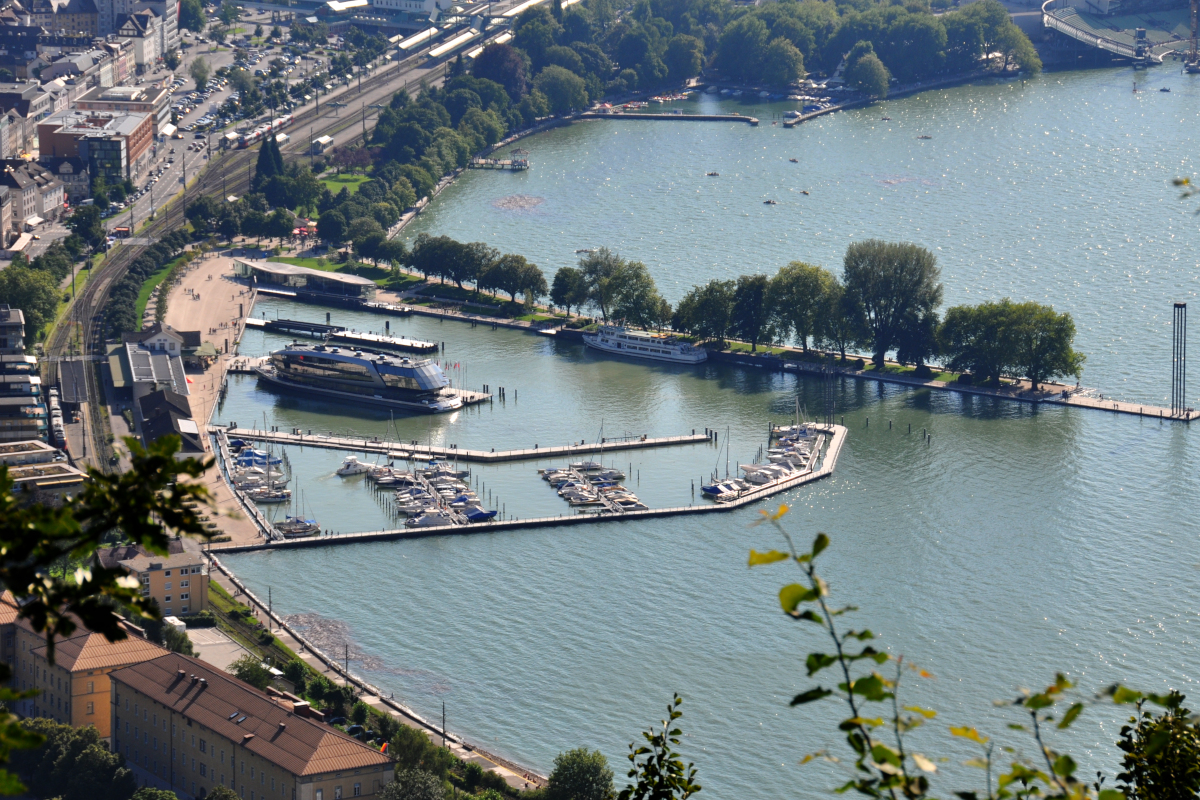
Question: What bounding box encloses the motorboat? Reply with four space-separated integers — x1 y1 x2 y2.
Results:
583 325 708 365
337 456 371 476
405 511 456 528
247 488 292 503
465 507 497 523
701 480 746 498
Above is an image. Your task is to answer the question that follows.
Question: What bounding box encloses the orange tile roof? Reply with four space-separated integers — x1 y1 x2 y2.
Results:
0 590 19 626
111 654 392 777
31 630 167 672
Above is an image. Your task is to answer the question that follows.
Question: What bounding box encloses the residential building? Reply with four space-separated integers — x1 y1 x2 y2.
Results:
30 0 99 36
115 8 160 69
0 304 23 353
110 653 393 800
3 597 168 738
0 186 12 244
0 81 55 152
38 155 88 202
40 47 110 82
95 538 210 616
0 23 42 80
75 83 169 135
0 439 85 495
38 107 153 184
137 388 205 457
98 0 176 55
0 160 64 224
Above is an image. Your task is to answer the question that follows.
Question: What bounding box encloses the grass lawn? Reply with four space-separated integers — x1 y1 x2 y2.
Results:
320 174 370 196
134 263 173 323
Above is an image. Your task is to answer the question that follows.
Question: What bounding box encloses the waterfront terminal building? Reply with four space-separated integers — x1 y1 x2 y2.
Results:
235 260 377 303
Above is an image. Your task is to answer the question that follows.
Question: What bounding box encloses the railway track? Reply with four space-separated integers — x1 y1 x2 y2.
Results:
43 54 451 470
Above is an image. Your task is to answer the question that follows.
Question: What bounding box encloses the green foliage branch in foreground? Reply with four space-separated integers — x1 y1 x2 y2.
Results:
748 506 1195 800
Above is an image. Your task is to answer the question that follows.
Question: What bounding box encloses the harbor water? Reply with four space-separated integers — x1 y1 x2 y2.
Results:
222 67 1200 799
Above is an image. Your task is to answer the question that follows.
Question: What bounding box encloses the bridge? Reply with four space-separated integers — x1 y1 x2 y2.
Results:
1042 0 1192 62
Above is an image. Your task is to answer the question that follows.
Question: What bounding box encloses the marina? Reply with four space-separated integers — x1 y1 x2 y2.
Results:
206 424 846 551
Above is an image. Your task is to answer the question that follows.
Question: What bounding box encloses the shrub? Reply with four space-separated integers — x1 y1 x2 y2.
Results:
853 358 865 370
184 610 217 627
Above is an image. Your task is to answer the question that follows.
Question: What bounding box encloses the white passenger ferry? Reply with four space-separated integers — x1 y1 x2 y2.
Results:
582 325 707 364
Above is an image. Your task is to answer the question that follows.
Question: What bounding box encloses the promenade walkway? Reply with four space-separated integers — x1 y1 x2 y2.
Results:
221 426 712 462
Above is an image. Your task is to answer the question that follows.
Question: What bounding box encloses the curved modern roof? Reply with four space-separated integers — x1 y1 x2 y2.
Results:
243 260 376 287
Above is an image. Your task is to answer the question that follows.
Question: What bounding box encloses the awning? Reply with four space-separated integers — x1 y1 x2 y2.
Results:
24 216 43 227
160 122 177 137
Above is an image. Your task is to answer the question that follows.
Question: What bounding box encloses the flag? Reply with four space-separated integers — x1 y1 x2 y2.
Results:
186 377 194 384
380 742 388 753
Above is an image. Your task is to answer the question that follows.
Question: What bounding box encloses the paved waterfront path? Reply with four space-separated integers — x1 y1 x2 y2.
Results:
221 426 713 462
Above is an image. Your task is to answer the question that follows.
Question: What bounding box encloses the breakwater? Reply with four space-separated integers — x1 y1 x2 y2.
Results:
207 424 846 553
579 111 759 125
221 425 713 462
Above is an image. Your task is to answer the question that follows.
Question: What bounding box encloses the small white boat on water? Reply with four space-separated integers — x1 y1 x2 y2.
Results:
337 455 371 476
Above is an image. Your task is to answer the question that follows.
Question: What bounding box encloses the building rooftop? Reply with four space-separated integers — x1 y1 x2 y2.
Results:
238 260 375 287
94 538 195 571
32 627 166 672
0 439 57 462
0 304 25 327
42 108 148 137
111 653 393 776
123 342 189 394
77 84 168 106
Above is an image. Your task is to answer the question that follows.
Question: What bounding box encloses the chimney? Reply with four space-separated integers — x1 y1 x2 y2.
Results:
190 674 198 684
292 701 310 718
278 722 286 731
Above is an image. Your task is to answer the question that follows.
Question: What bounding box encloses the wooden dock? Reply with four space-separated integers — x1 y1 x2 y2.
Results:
206 425 846 552
578 111 759 126
220 426 714 463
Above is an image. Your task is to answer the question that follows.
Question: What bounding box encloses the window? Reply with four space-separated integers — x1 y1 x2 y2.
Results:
165 609 171 615
181 580 189 588
86 701 94 715
165 596 171 603
200 739 206 753
201 764 207 777
316 791 323 800
193 566 202 574
87 681 94 693
335 787 342 800
353 785 360 797
165 583 172 590
182 607 189 613
181 593 189 600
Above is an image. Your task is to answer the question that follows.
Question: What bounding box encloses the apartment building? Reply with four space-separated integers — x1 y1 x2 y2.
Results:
0 160 65 224
3 596 168 739
95 539 210 617
75 84 170 136
111 653 393 800
38 108 154 184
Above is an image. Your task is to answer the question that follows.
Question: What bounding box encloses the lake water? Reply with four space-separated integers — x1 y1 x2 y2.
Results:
221 67 1200 799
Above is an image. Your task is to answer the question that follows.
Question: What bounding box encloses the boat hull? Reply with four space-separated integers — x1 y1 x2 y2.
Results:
582 334 707 364
255 368 463 413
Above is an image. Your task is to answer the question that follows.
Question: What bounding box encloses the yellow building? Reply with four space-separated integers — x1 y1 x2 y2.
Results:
4 599 168 739
111 653 394 800
96 539 211 617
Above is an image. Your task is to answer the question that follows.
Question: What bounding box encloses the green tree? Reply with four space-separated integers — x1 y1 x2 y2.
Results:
389 725 454 777
673 279 735 344
318 210 346 245
731 274 773 352
815 277 856 362
161 623 195 655
549 748 614 800
842 239 943 369
1117 692 1200 800
551 266 588 315
10 720 135 800
67 205 105 250
847 53 890 98
611 261 668 328
350 700 370 726
379 769 443 800
208 787 240 800
534 65 589 113
617 695 700 800
254 23 263 38
769 262 835 352
229 653 273 690
579 247 625 320
132 787 181 800
0 265 57 343
219 0 239 25
761 37 804 86
189 56 210 90
1008 301 1084 389
164 50 181 70
714 16 769 82
254 133 285 189
939 300 1016 384
179 0 204 31
663 35 703 82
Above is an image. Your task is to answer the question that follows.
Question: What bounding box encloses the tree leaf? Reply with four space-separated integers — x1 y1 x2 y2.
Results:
806 653 838 676
904 706 937 719
1057 702 1084 729
1109 685 1143 705
794 610 823 624
1098 791 1126 800
790 687 832 706
912 753 937 773
870 743 902 768
748 549 789 567
779 583 818 613
950 726 989 745
1052 754 1076 777
812 532 829 557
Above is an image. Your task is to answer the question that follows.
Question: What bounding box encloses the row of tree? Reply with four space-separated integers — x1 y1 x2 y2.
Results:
408 234 548 303
667 239 1083 388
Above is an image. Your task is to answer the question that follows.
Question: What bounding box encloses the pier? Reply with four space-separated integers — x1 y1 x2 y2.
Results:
219 427 713 463
469 157 529 170
326 329 439 354
578 111 759 126
244 318 344 337
206 425 846 552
